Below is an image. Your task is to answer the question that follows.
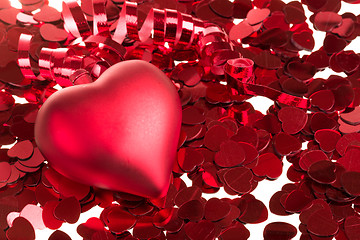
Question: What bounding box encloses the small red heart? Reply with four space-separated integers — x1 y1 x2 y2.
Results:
54 197 81 224
252 153 282 179
314 11 342 32
48 230 72 240
278 106 308 134
284 190 312 213
224 167 253 194
310 90 335 111
263 222 297 240
340 106 360 125
33 5 61 23
287 61 316 81
6 217 35 240
184 220 216 240
40 24 68 42
35 60 181 198
77 217 105 239
324 34 347 54
307 209 339 236
204 198 231 221
246 8 270 25
344 216 360 239
274 132 302 156
314 129 341 152
337 146 360 172
291 31 315 51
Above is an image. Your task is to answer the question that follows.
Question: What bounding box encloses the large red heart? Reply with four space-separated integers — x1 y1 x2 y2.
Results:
35 60 182 198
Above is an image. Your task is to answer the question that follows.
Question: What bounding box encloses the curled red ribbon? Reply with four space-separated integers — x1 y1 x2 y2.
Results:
225 58 310 109
17 0 311 109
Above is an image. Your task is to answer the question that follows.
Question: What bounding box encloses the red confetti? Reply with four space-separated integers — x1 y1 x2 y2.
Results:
274 133 302 156
77 217 104 239
184 220 216 240
40 24 68 42
278 107 308 134
219 223 250 240
54 197 81 224
307 209 339 237
341 171 360 196
246 8 270 25
0 92 15 111
106 207 136 233
33 5 61 23
337 146 360 172
0 162 11 183
178 199 204 221
341 106 360 125
204 198 231 222
0 0 358 239
132 216 161 239
214 140 245 167
299 150 329 171
308 160 336 184
314 12 342 32
224 167 253 194
284 190 312 213
20 204 46 230
252 153 282 179
204 125 234 151
344 216 360 240
174 186 202 207
48 230 72 240
42 201 63 230
263 222 297 240
177 147 204 172
238 195 268 224
291 31 315 51
6 217 35 240
314 129 341 152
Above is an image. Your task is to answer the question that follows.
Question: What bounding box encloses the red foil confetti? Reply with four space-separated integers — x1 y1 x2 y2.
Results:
0 0 358 239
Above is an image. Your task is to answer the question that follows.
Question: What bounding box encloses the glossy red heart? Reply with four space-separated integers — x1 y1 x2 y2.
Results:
35 60 182 198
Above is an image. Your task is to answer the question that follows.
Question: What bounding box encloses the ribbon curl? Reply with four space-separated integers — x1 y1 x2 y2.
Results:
17 0 311 109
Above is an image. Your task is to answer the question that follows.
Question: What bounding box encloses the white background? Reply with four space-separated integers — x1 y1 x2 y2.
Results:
7 0 360 239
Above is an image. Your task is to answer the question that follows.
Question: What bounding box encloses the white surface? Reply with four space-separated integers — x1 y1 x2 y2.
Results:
6 0 360 239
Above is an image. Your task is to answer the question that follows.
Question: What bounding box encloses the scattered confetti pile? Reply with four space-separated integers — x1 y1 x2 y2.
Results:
0 0 359 239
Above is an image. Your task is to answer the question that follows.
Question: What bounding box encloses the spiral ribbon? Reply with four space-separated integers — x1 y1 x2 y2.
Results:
17 0 310 109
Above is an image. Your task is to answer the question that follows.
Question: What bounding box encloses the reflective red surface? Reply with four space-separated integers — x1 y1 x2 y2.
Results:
35 60 182 198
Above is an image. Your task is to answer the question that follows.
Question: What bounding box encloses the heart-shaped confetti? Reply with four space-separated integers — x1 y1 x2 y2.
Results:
314 12 342 32
33 5 61 23
224 167 253 194
274 133 302 156
314 129 341 152
214 140 246 168
307 209 339 237
54 197 81 224
184 220 216 240
278 107 308 134
291 31 315 51
6 217 35 240
263 222 297 240
39 24 68 42
204 198 231 221
252 153 282 179
246 8 270 25
19 204 46 230
0 0 359 239
48 230 72 240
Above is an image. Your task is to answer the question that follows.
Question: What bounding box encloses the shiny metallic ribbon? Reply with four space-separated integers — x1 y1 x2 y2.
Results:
17 0 311 109
224 58 310 109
